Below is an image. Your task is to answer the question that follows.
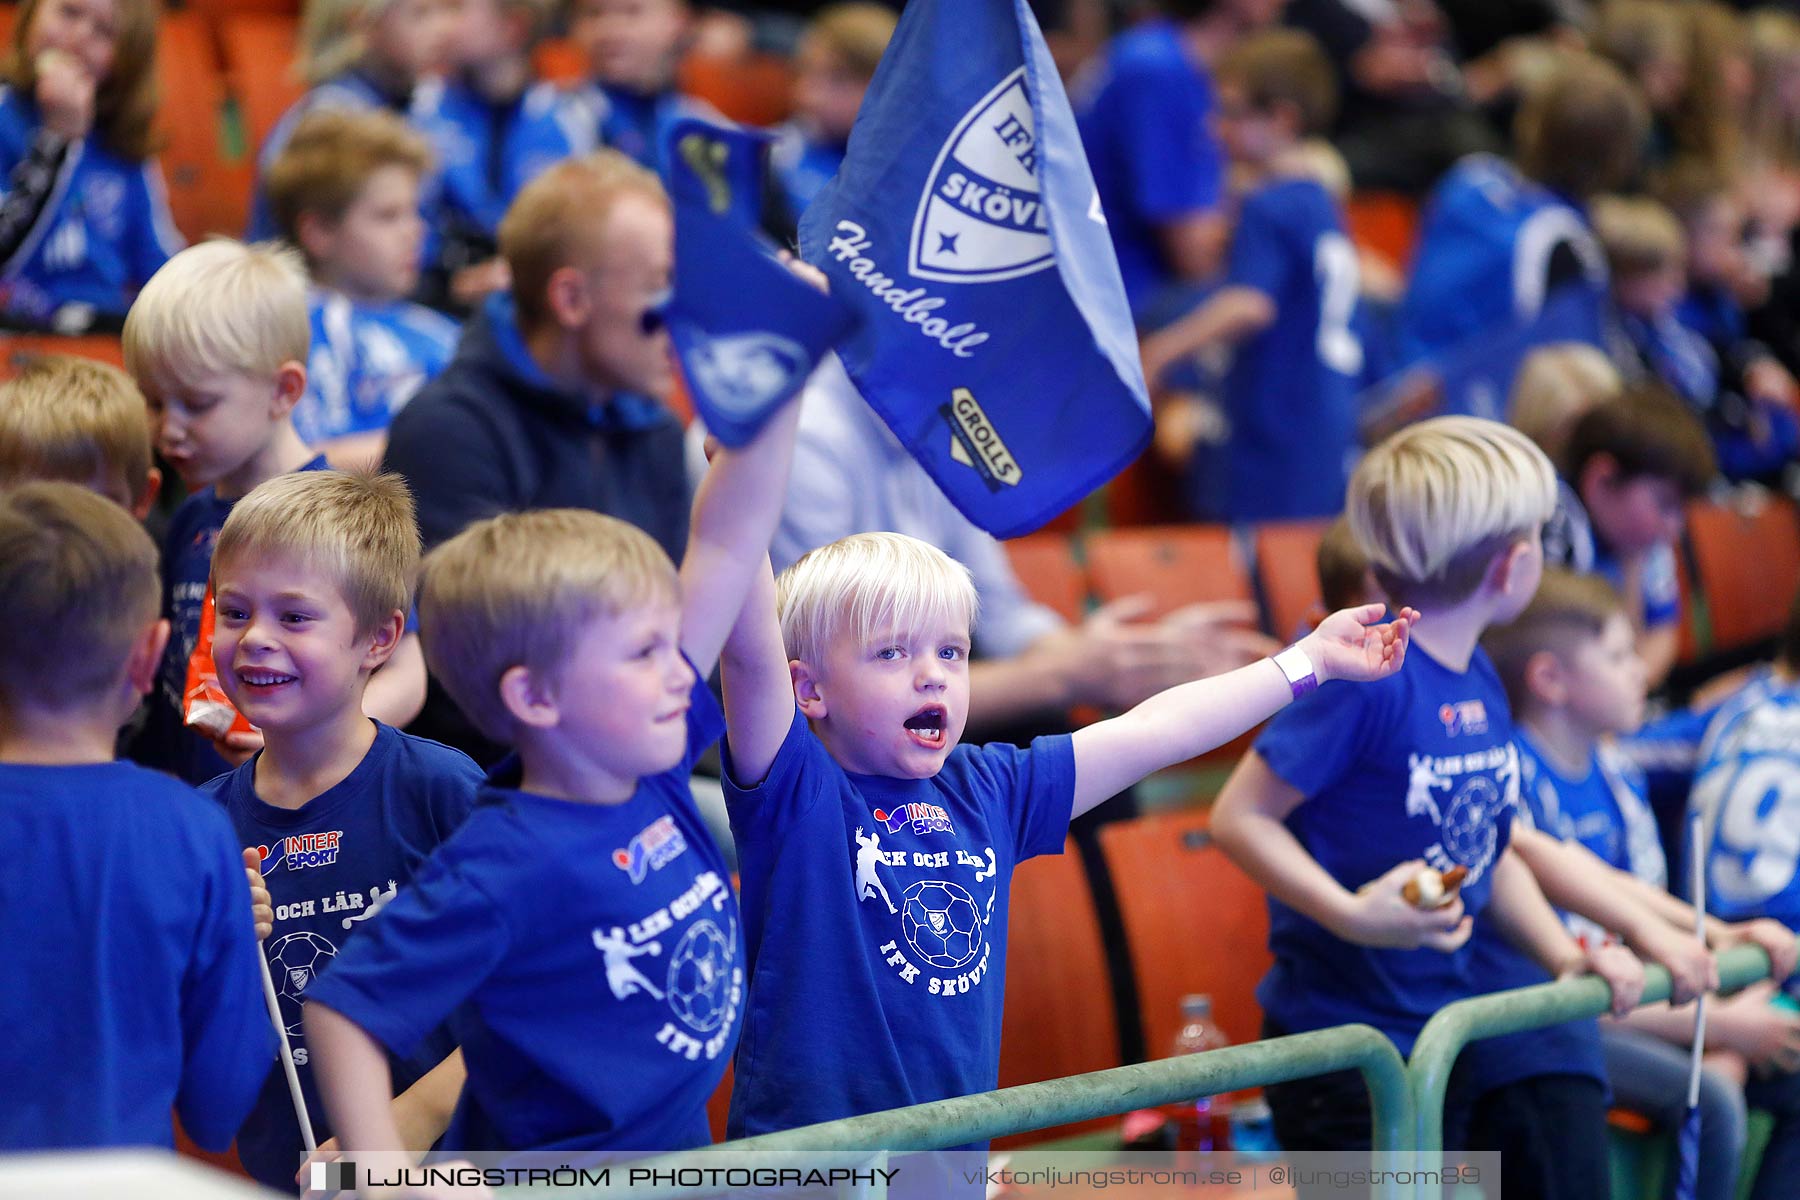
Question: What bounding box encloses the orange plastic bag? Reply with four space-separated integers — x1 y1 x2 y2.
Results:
183 584 255 740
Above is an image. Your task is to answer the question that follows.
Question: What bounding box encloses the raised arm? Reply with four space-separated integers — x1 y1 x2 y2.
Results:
679 399 802 678
719 558 796 786
1068 604 1412 816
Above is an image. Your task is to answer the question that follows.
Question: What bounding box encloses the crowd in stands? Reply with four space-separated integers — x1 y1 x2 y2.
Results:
7 0 1800 1198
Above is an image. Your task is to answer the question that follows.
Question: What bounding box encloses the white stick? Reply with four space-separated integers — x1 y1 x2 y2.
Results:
1686 810 1709 1110
258 948 319 1153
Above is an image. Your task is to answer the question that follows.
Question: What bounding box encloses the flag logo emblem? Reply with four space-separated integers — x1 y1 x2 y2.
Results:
684 332 811 419
908 67 1054 285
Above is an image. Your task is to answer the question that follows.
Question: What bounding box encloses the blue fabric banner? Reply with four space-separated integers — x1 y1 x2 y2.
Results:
663 118 857 448
798 0 1151 538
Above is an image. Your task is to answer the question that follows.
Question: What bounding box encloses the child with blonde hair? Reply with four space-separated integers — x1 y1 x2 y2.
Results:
1507 342 1621 466
715 515 1413 1134
1212 417 1644 1200
0 0 182 330
123 239 426 783
0 354 159 518
201 469 481 1190
771 2 896 221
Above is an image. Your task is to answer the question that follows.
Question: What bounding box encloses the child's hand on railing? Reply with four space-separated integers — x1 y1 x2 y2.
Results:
1572 942 1645 1017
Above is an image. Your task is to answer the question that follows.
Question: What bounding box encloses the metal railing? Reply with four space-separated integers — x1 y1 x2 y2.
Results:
511 1023 1412 1199
1408 943 1774 1157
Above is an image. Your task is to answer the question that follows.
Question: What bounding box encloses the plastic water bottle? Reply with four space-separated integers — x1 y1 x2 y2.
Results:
1229 1094 1280 1159
1165 994 1233 1152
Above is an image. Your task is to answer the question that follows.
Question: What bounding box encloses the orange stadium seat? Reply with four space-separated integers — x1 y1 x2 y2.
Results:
157 10 250 241
220 12 302 158
996 837 1121 1146
0 333 124 377
0 5 14 47
1084 525 1256 619
1685 495 1800 654
1003 531 1087 626
677 51 793 128
533 38 587 86
1344 190 1420 271
1253 518 1329 640
1099 810 1273 1055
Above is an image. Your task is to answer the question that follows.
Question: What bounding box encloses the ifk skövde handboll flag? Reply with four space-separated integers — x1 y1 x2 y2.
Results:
798 0 1150 539
663 117 858 448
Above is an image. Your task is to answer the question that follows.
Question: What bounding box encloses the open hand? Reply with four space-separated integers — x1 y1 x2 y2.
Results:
1337 859 1471 951
1302 605 1418 684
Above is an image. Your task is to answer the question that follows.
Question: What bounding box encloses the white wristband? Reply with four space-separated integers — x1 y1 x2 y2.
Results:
1273 644 1319 699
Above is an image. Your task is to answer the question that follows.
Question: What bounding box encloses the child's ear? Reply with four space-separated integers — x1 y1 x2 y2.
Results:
360 610 407 672
294 210 335 269
126 618 171 698
499 663 561 729
130 465 162 523
545 265 592 332
1578 451 1623 499
1492 537 1539 601
269 360 307 418
791 659 827 720
1523 648 1568 709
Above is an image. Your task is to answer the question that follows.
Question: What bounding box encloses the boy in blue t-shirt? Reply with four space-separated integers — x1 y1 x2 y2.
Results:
716 531 1414 1134
0 482 272 1152
302 391 808 1161
1486 570 1800 1200
200 469 483 1190
1399 54 1644 364
1544 383 1715 691
1211 418 1643 1200
266 110 461 472
121 240 428 785
1137 30 1361 522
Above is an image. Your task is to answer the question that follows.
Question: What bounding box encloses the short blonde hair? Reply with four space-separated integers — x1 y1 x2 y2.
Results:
0 481 159 709
1508 343 1622 463
266 109 433 247
419 509 679 742
298 0 402 84
776 532 979 668
500 152 668 332
803 2 896 79
123 240 311 393
213 470 420 638
1593 194 1686 278
1348 417 1557 608
1515 53 1648 200
0 356 153 505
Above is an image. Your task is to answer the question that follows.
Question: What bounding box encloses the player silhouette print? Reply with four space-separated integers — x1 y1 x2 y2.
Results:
854 827 898 914
591 926 664 1000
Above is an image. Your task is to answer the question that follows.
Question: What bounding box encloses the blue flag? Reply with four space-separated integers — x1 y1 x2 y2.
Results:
663 118 858 448
798 0 1150 539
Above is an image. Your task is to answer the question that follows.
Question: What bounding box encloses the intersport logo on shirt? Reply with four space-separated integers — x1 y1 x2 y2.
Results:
613 815 688 884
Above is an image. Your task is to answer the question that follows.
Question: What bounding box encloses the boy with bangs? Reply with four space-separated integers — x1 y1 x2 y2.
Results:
0 482 271 1151
265 109 459 470
1211 419 1650 1200
717 530 1416 1138
303 396 805 1157
200 469 481 1191
0 354 160 519
122 239 426 784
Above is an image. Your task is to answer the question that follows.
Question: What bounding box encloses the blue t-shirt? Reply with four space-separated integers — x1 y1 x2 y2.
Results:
1459 735 1644 1095
1219 176 1362 521
298 290 460 445
201 723 481 1189
0 87 183 324
1693 676 1800 930
1401 154 1607 363
509 82 711 184
411 78 571 249
1073 19 1222 314
304 672 738 1154
723 712 1075 1138
0 760 272 1151
1254 647 1519 1056
135 455 332 784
